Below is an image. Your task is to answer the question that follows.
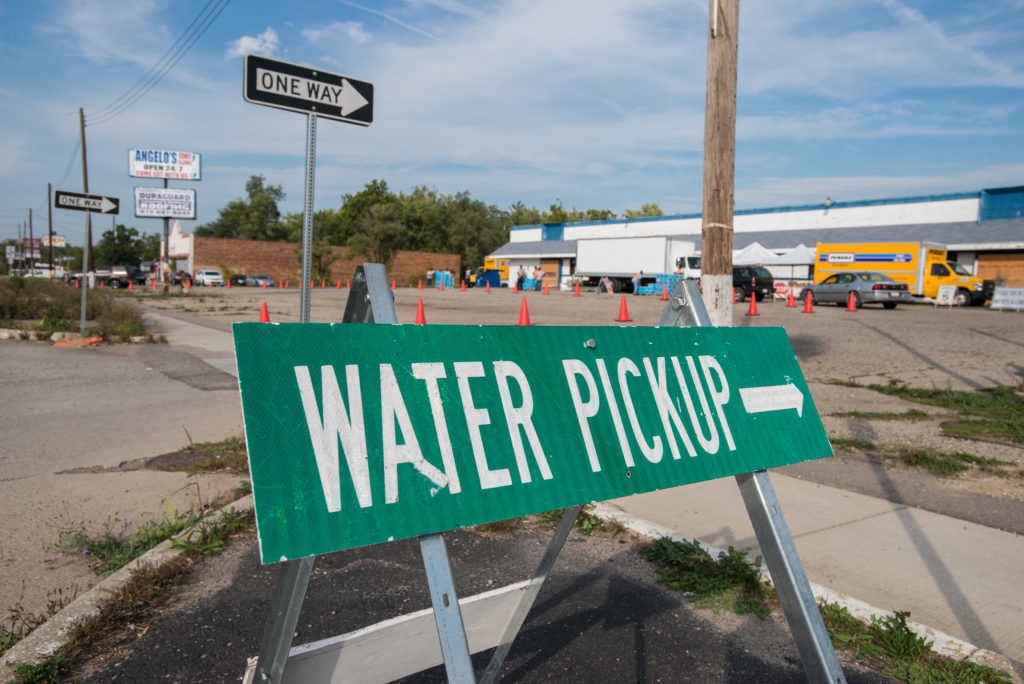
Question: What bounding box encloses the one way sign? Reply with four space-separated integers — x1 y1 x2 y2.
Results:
54 190 119 215
244 55 373 126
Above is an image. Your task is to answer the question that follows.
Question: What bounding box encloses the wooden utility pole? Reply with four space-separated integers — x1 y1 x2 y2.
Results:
47 183 54 278
78 107 91 336
28 209 34 273
700 0 739 327
79 107 92 270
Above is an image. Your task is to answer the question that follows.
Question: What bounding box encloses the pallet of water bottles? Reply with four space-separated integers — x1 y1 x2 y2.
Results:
635 273 684 295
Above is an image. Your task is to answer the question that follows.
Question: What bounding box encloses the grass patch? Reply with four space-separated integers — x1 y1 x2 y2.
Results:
0 276 148 339
890 447 1013 477
820 602 1012 683
169 508 254 557
830 409 931 421
174 435 249 475
642 537 773 619
939 418 1024 444
538 506 626 536
9 509 255 682
57 509 201 575
841 380 1024 446
828 437 876 451
1 587 79 658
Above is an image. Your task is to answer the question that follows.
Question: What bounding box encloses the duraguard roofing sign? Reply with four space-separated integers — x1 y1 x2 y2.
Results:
233 324 832 564
128 149 201 180
134 187 196 219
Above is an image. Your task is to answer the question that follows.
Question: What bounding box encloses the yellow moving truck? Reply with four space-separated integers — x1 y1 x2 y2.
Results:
814 241 993 306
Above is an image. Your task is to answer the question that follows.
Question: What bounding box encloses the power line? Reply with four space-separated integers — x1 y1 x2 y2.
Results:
87 0 231 127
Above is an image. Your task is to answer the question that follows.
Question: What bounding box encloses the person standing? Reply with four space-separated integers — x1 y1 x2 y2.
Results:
516 265 525 290
632 269 644 295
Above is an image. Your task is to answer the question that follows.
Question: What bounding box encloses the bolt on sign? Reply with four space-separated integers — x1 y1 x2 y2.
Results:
234 324 832 564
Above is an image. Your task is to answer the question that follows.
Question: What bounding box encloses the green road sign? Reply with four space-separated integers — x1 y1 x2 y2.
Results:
234 324 832 563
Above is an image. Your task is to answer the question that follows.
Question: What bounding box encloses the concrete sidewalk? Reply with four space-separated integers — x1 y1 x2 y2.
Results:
141 304 1024 676
606 475 1024 672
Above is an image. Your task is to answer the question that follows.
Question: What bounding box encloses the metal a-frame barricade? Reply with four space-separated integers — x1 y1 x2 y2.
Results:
248 266 845 684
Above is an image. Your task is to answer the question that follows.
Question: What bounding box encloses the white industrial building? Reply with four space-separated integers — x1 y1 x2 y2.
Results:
489 185 1024 290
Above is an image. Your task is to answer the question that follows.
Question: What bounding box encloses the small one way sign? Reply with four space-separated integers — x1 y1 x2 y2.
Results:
234 324 833 564
243 54 373 126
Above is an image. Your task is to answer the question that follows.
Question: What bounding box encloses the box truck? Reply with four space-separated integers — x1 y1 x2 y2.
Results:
574 237 700 292
814 241 993 306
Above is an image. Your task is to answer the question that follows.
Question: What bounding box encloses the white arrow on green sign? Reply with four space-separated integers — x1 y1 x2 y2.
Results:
233 324 832 564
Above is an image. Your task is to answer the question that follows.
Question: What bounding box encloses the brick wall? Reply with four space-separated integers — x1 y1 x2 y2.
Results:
193 237 460 285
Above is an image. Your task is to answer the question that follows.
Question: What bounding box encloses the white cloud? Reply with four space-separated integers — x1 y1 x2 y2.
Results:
302 21 370 45
227 27 279 59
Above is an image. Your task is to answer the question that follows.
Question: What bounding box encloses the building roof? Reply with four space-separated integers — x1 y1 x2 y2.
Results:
490 240 578 258
487 218 1024 261
717 218 1024 252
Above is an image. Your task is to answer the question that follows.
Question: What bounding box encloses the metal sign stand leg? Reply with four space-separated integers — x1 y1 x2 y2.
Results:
420 534 475 682
480 505 582 684
661 280 846 684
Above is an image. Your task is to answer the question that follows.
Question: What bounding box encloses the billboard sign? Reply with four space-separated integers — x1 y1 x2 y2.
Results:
134 187 197 219
234 323 832 563
42 235 66 247
128 149 202 180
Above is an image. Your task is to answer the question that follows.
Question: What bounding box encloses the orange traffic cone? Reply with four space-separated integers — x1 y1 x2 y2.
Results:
543 284 549 295
262 279 268 289
846 290 858 312
513 281 518 293
574 283 581 297
732 288 736 304
802 290 814 313
461 280 466 291
227 279 232 289
418 279 423 290
616 295 632 322
660 284 669 301
786 290 795 307
415 298 426 325
518 296 531 326
346 280 350 288
320 279 325 289
485 281 491 293
746 294 760 316
336 280 341 289
128 281 134 291
391 279 396 290
259 302 270 322
439 281 445 291
100 280 105 289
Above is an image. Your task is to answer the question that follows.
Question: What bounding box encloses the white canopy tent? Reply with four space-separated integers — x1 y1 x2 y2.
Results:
732 241 777 265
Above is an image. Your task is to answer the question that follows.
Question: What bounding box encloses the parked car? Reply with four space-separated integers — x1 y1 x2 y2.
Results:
803 272 911 309
246 274 276 288
732 266 774 302
194 269 224 286
229 274 248 287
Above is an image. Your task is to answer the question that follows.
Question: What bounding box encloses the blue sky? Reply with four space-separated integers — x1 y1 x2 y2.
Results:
1 0 1023 243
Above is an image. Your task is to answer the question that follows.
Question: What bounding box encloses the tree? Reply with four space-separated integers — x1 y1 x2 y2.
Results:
624 203 664 218
195 175 288 240
328 179 398 246
348 203 406 264
93 225 160 265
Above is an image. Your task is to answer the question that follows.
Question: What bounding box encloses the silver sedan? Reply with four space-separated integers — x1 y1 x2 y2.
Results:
804 272 912 309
